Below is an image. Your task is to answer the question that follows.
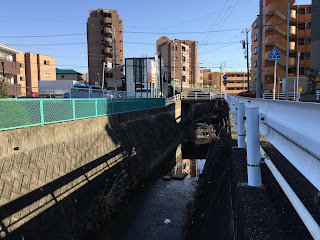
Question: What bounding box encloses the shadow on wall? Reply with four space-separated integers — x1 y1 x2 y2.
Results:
0 107 183 240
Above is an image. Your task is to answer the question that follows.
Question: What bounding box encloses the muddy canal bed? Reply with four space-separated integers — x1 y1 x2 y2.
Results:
90 159 205 240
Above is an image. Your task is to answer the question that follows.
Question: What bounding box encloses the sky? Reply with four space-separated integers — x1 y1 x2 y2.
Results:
0 0 311 73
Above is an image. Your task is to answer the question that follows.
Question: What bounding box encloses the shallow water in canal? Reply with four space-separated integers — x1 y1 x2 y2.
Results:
90 122 211 240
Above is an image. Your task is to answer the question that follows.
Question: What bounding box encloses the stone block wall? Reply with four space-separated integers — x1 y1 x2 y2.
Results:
0 106 182 239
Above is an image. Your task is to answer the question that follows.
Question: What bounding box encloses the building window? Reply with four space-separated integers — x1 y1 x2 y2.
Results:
171 67 177 71
20 63 24 68
172 56 177 61
298 23 305 30
171 46 177 51
306 22 311 29
182 46 186 52
20 76 24 81
254 34 258 41
182 76 186 82
45 73 51 78
254 20 258 28
306 6 311 14
298 7 306 15
106 73 113 78
254 47 258 54
61 75 65 78
44 60 50 65
183 66 186 71
254 60 257 67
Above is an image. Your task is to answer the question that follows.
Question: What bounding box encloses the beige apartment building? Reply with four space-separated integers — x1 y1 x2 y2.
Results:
203 71 251 95
87 8 123 88
251 0 311 92
0 43 56 96
156 36 198 93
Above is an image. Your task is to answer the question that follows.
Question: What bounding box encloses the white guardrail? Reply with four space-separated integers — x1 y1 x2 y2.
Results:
227 95 320 239
166 92 226 105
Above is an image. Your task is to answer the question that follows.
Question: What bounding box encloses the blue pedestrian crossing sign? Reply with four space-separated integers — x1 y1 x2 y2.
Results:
268 47 281 61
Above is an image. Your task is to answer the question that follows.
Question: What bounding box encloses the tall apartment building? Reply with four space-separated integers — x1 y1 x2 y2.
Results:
251 0 311 92
87 8 123 89
203 71 251 95
0 43 56 96
156 36 198 93
311 0 320 72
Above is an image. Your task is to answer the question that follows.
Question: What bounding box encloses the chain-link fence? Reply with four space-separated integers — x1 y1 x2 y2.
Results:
0 98 165 131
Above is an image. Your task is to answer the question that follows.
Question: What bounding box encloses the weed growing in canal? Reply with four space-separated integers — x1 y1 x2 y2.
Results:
99 170 129 220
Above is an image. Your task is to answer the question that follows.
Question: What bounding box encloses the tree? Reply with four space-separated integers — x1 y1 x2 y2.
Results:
306 68 320 94
0 75 8 98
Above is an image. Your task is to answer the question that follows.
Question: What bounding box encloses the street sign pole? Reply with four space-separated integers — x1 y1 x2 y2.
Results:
273 60 277 100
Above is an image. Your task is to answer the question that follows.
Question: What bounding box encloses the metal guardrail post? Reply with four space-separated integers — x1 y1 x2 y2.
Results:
72 99 76 120
246 106 262 187
317 90 320 102
233 99 238 132
39 99 44 125
237 102 245 148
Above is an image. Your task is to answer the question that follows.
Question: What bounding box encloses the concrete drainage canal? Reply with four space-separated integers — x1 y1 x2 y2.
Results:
88 102 234 240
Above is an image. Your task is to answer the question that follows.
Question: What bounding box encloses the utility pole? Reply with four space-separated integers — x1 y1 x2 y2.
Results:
181 47 183 94
296 51 301 102
285 0 290 100
102 62 106 89
219 63 223 95
173 42 177 96
257 0 263 98
245 29 250 91
242 28 250 91
146 56 149 98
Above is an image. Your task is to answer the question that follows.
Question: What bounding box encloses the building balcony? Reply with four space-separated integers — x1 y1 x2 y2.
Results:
0 58 20 75
290 26 296 36
290 41 295 51
104 18 112 24
297 44 310 52
265 35 287 51
290 9 296 20
297 29 311 38
288 57 295 67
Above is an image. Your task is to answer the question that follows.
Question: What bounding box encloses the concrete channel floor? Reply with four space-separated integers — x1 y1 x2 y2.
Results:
91 177 197 240
231 120 320 240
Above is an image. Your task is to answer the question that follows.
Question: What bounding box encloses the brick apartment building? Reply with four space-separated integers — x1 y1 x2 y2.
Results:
203 71 251 95
311 0 320 72
0 43 56 96
251 0 311 92
87 8 123 89
156 36 198 93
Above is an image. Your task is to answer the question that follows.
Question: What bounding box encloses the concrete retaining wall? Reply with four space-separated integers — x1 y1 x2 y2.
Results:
0 105 182 239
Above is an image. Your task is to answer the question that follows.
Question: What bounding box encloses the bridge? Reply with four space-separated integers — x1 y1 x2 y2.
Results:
0 95 319 239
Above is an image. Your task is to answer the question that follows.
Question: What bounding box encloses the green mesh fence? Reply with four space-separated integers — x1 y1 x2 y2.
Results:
0 98 165 131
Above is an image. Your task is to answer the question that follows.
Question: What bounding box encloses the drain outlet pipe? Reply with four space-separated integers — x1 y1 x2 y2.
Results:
260 147 320 240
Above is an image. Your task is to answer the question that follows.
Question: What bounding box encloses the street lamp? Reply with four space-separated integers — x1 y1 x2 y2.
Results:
97 73 100 85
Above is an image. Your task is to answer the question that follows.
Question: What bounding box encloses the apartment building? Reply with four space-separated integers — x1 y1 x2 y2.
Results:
251 0 311 92
203 71 251 95
0 43 56 96
156 36 198 93
87 8 123 89
311 0 320 72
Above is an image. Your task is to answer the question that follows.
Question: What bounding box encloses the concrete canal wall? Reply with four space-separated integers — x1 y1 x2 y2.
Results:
0 102 182 240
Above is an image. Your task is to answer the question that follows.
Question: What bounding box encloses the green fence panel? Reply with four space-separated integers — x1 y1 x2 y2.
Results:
42 99 74 124
0 99 41 130
75 99 96 119
0 98 166 131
